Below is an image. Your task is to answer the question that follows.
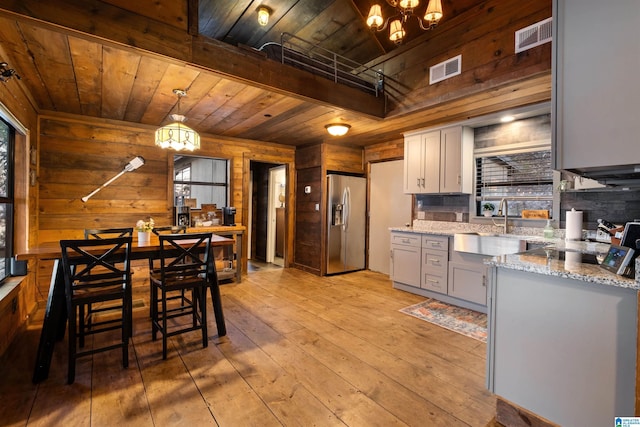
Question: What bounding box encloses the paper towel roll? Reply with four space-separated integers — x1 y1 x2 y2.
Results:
565 209 583 241
564 251 582 271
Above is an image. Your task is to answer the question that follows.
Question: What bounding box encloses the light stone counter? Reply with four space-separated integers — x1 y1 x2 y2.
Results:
486 240 639 290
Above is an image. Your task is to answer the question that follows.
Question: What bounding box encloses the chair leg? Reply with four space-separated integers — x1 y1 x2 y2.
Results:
200 286 208 349
78 304 85 348
67 305 77 384
162 288 168 360
151 283 158 341
122 299 130 369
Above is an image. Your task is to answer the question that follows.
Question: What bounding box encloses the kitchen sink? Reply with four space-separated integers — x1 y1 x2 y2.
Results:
453 232 528 256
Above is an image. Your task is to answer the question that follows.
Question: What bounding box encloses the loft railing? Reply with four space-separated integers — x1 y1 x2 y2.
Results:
278 33 384 97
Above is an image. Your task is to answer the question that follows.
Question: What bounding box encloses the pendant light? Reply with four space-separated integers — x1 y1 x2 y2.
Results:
155 89 201 151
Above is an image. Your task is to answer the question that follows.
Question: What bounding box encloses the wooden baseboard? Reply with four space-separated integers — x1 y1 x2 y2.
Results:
496 397 560 427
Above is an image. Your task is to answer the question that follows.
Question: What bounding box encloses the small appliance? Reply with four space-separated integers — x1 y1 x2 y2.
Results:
174 206 191 227
222 207 236 226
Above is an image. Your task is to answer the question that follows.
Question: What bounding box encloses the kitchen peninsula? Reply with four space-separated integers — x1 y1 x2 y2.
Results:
486 242 639 426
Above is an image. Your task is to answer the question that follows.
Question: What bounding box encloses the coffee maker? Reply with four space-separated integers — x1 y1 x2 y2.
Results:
174 206 191 227
222 207 236 226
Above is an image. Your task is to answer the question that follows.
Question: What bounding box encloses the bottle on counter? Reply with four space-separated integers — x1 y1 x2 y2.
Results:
543 219 554 239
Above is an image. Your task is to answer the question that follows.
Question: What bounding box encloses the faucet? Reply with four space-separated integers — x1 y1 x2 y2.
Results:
497 198 509 234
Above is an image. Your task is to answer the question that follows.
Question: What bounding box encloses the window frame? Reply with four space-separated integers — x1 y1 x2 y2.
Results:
173 155 230 209
473 140 559 221
0 117 15 283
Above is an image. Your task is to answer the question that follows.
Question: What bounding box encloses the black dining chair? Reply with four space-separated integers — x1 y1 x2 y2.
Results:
149 232 212 359
60 236 133 384
83 227 134 341
149 225 188 316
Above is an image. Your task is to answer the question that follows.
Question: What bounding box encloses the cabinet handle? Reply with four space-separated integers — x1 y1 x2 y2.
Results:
427 278 440 283
431 242 441 247
416 177 420 187
421 178 425 187
457 175 461 185
390 250 393 259
402 238 410 244
430 260 440 265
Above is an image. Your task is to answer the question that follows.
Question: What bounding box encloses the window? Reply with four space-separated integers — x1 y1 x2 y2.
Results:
0 118 14 282
173 155 229 209
474 141 553 218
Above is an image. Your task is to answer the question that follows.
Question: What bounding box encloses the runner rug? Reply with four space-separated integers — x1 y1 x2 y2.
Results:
399 299 487 343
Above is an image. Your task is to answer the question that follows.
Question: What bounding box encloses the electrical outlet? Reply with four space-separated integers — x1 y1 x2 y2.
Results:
417 211 425 220
455 212 463 222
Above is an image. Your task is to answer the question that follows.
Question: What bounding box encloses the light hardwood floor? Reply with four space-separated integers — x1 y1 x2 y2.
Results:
0 268 497 426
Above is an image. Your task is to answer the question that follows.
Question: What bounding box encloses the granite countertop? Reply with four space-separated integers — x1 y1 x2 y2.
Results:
486 240 639 290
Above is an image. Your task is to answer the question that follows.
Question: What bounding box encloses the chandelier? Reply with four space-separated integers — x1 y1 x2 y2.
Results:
366 0 443 44
155 89 201 151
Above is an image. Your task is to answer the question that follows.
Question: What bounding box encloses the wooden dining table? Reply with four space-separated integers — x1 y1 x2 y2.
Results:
16 233 234 383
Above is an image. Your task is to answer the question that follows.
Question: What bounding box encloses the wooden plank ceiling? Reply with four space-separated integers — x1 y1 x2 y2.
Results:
0 0 548 147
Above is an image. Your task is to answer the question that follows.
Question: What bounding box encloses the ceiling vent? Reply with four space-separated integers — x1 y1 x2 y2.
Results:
429 54 461 85
515 17 552 53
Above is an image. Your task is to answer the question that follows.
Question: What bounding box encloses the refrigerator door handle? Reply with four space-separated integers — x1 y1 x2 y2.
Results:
343 186 350 231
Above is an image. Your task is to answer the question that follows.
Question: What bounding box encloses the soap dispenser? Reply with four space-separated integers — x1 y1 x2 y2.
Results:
543 220 554 239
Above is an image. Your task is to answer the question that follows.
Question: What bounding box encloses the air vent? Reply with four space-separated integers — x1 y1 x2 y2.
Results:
515 17 552 53
429 55 461 85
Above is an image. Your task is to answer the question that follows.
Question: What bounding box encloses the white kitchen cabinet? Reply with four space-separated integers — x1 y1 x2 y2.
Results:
421 235 448 294
403 126 473 194
553 0 640 174
390 232 421 287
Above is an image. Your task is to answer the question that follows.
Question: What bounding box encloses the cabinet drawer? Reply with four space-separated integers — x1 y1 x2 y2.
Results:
422 235 449 251
423 250 448 276
391 232 421 248
422 274 448 294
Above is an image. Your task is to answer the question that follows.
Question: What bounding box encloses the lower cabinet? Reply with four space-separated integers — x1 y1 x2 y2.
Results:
421 235 448 294
390 231 488 311
390 232 421 287
449 258 487 305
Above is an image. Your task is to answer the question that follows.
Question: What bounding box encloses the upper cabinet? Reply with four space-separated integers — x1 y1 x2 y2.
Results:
403 126 473 194
553 0 640 176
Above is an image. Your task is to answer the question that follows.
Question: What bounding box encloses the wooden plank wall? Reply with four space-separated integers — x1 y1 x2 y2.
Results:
294 142 365 275
0 57 39 355
35 112 295 303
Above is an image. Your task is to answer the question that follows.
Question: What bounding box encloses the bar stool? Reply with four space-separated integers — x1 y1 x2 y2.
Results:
60 236 133 384
149 232 212 359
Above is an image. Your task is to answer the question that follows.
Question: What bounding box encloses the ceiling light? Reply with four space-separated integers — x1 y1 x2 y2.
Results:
325 123 351 137
500 115 515 123
155 89 201 151
365 0 443 44
257 7 270 26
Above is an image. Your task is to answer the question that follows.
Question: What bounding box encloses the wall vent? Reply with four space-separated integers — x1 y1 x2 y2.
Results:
429 55 461 85
515 17 552 53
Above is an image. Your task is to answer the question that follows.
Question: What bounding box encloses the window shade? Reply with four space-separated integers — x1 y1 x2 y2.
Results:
475 142 553 216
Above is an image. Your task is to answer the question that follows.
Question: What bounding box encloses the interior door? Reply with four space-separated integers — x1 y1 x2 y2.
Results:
369 160 412 274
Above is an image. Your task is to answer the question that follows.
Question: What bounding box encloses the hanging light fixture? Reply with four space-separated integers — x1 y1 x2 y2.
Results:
325 123 351 137
257 6 270 26
155 89 201 151
365 0 443 44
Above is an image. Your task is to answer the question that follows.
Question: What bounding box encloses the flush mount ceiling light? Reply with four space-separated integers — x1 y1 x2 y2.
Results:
257 6 270 26
155 89 201 151
325 123 351 137
366 0 443 44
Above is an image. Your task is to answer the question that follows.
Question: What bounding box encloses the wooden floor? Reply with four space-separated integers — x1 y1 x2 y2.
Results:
0 268 497 426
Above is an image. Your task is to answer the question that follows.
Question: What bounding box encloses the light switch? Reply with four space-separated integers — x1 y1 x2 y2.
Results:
304 185 311 194
315 203 319 211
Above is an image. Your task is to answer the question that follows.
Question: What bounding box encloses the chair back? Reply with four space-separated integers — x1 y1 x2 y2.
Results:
84 227 133 239
60 237 133 299
157 233 213 287
152 225 187 236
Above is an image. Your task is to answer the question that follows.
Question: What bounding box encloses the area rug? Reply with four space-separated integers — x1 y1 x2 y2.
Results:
399 299 487 343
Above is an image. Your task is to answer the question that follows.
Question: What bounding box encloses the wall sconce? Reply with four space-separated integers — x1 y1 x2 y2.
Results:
257 7 270 26
325 123 351 137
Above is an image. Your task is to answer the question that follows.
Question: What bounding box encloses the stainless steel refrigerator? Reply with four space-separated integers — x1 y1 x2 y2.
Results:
326 174 366 274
